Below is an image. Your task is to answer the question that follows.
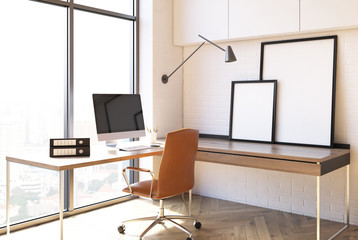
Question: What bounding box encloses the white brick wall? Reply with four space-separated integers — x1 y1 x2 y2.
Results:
184 29 358 224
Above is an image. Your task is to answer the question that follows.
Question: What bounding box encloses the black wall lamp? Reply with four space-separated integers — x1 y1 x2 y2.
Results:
161 35 237 84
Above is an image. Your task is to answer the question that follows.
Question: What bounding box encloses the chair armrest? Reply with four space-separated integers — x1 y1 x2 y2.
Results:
125 166 152 173
122 167 156 198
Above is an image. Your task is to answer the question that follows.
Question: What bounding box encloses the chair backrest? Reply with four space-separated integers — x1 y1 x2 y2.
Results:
156 128 199 199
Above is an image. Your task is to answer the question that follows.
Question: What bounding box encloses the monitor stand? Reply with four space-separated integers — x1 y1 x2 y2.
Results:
105 139 151 151
105 140 118 148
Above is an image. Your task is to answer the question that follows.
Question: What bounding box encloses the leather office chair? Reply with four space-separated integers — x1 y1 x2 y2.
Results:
118 128 201 240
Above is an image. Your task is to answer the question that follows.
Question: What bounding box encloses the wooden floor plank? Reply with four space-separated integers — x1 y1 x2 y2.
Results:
234 224 247 240
254 216 272 240
245 220 260 240
262 212 284 240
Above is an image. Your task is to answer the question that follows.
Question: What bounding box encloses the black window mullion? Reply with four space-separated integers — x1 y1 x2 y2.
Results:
64 0 74 212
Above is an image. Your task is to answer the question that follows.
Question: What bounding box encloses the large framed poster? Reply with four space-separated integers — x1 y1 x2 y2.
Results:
260 36 337 147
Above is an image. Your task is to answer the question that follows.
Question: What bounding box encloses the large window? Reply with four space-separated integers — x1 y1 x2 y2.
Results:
0 0 136 230
0 0 66 226
73 10 133 207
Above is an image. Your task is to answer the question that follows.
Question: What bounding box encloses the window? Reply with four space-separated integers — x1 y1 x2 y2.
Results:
73 10 133 207
0 0 66 225
0 0 136 229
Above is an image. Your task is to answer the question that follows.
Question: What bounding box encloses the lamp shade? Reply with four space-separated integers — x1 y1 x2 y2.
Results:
225 46 237 62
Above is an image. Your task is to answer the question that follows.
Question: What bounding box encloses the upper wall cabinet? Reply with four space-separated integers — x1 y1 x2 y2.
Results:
173 0 358 46
229 0 299 39
173 0 228 46
300 0 358 31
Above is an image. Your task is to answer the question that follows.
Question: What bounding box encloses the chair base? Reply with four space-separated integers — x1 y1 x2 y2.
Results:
118 197 201 240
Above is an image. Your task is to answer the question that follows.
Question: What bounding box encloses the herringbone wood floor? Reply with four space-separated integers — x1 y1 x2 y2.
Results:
2 194 358 240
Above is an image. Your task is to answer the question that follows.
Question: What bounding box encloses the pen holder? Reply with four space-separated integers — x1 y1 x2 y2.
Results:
147 132 157 144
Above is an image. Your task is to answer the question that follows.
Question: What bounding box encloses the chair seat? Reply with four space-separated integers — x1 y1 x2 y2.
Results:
122 180 159 199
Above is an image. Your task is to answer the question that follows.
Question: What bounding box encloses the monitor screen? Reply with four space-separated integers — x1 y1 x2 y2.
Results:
92 94 146 142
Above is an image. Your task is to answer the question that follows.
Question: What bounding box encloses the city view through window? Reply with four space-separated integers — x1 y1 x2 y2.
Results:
0 0 66 226
0 0 135 228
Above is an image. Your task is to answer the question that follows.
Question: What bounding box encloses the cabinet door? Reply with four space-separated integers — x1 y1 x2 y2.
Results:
229 0 299 38
173 0 228 46
301 0 358 31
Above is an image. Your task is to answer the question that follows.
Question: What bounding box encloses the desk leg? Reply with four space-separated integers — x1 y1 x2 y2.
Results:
59 171 64 240
347 165 350 226
324 165 350 240
317 176 320 240
6 160 10 236
189 190 192 216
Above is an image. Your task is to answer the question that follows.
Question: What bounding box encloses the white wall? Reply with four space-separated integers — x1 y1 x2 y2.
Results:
183 29 358 224
139 0 182 177
152 0 183 138
139 0 183 139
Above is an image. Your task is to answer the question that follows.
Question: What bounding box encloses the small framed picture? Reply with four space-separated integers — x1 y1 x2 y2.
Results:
229 80 277 143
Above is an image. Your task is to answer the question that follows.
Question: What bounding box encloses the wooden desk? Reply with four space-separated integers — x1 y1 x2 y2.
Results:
6 147 163 240
6 139 350 240
196 138 350 240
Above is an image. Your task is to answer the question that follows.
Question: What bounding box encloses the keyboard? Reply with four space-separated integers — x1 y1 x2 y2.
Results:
119 145 151 151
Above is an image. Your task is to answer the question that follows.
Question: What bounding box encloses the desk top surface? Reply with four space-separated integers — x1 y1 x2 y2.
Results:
196 138 350 175
197 138 350 163
6 146 163 171
7 138 350 172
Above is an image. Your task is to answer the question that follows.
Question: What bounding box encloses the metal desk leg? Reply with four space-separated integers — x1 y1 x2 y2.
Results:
60 170 64 240
6 160 10 236
327 164 350 240
317 176 320 240
189 190 192 216
347 165 350 226
321 164 350 240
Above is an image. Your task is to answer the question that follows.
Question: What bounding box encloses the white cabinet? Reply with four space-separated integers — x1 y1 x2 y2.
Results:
173 0 228 46
173 0 358 45
229 0 299 39
300 0 358 31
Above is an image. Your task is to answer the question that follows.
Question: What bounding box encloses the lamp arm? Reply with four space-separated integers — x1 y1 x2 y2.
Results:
198 34 225 52
162 41 205 84
168 41 205 79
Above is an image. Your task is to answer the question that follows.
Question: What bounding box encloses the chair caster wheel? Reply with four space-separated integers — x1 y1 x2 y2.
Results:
186 237 193 240
194 221 201 229
118 225 125 234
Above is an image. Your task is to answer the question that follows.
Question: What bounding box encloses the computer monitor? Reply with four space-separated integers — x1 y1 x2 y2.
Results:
92 94 146 146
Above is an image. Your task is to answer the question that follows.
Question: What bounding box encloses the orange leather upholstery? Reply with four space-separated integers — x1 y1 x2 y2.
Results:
122 128 199 200
123 180 158 198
